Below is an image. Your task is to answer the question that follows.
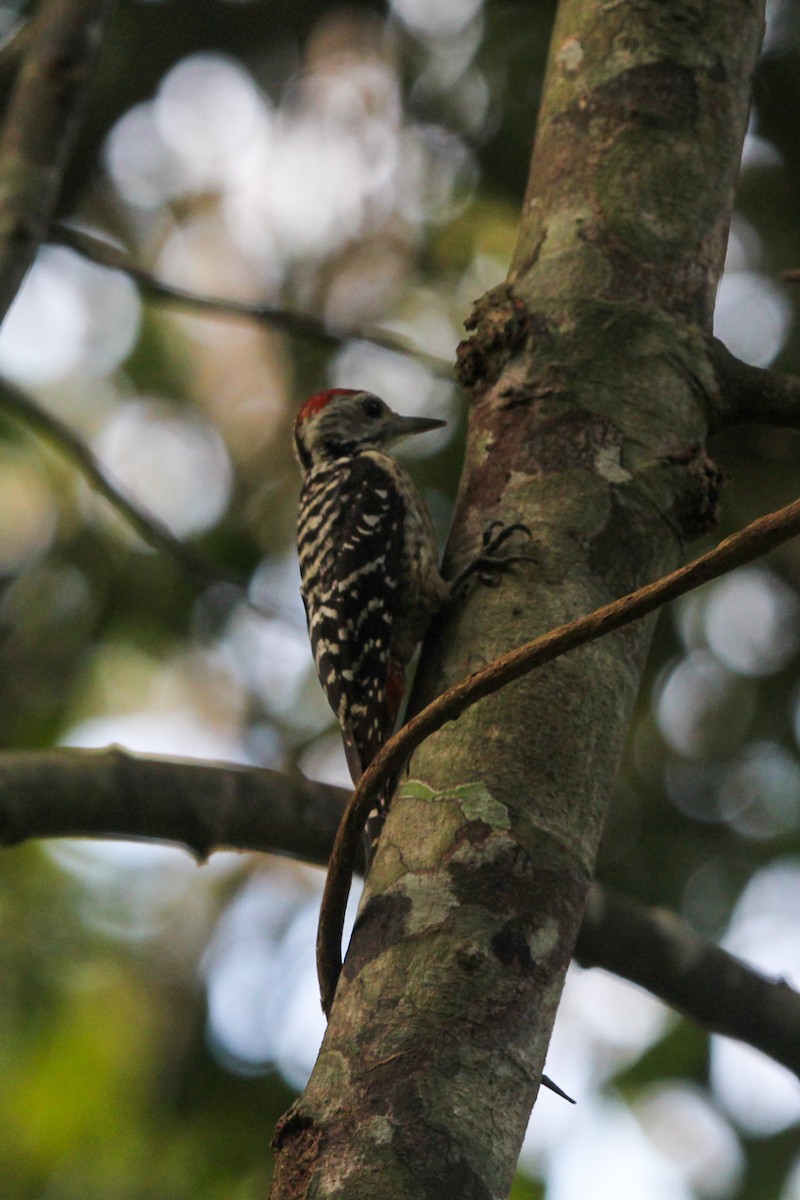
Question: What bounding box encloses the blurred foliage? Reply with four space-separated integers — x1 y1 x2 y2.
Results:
0 0 799 1196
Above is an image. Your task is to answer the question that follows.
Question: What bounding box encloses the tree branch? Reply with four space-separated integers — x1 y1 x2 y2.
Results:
0 373 241 592
318 490 800 1016
0 745 345 866
709 336 800 429
574 885 800 1078
2 745 798 1078
49 222 454 379
0 0 116 323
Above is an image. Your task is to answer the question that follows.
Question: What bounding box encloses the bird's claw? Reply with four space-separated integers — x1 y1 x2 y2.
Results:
449 521 537 597
481 520 532 554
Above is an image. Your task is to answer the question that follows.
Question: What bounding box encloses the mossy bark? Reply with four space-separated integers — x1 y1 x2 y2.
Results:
268 2 766 1197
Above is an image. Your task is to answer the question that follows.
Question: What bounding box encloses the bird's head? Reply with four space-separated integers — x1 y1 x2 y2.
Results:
293 389 445 471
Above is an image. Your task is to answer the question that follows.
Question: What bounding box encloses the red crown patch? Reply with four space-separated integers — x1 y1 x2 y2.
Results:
296 389 360 424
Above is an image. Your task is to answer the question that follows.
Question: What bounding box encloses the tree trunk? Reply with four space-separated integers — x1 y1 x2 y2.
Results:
268 2 766 1196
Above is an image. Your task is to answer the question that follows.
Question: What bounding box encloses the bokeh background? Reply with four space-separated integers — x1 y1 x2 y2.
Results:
0 0 799 1196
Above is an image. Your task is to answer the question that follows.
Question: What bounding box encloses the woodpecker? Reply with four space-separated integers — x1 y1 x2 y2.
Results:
294 387 533 858
295 388 447 811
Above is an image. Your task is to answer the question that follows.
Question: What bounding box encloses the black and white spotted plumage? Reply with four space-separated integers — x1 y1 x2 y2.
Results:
297 453 404 778
294 389 448 853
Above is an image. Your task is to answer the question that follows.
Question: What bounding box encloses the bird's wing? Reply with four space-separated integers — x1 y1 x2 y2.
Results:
299 456 405 781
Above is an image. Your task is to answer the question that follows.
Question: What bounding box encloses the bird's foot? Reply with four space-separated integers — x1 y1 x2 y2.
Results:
449 521 538 597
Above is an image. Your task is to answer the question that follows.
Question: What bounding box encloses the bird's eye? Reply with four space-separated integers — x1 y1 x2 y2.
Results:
362 397 383 419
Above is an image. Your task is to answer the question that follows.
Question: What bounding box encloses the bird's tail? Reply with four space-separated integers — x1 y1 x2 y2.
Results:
342 658 406 870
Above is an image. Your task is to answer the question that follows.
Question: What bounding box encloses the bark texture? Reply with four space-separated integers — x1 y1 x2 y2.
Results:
269 3 766 1197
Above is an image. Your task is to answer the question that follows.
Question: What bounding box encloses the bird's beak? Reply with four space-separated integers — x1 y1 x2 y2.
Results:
384 414 446 446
